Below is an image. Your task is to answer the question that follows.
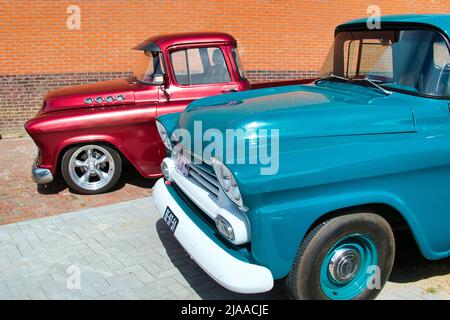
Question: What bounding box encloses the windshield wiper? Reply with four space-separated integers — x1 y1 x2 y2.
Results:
352 77 393 96
315 73 350 83
316 73 393 96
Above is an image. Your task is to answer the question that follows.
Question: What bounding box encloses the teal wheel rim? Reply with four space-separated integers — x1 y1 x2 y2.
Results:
319 233 378 300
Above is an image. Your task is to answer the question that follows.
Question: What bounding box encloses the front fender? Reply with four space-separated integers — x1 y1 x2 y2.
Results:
249 188 442 279
35 134 126 175
25 104 160 177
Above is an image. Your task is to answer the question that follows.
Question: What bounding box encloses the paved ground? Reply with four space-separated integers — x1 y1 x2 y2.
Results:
0 137 449 300
0 137 156 225
0 197 448 300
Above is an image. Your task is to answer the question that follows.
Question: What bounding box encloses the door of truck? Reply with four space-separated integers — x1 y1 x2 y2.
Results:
156 44 243 117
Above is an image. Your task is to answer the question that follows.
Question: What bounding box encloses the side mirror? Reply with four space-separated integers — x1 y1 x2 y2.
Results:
153 74 165 86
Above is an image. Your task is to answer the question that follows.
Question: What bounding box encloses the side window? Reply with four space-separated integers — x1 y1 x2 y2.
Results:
425 39 450 96
187 49 204 75
170 47 231 85
171 50 189 85
434 41 450 68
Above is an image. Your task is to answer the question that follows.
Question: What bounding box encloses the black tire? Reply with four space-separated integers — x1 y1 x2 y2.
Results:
286 212 395 300
61 144 122 195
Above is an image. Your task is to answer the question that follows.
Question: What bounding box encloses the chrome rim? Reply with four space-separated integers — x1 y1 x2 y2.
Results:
68 145 115 191
328 248 361 283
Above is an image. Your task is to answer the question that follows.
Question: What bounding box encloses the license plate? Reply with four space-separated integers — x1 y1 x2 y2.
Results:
163 207 179 233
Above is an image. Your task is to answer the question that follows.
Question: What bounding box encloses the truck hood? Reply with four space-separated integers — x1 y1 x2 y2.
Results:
179 83 416 142
43 79 136 113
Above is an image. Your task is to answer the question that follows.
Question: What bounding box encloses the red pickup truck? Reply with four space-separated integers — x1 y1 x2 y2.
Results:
25 32 312 194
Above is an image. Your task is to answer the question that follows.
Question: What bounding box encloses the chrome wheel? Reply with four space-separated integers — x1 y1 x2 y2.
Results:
68 145 115 191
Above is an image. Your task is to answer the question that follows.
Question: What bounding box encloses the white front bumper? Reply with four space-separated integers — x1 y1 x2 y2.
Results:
152 178 274 294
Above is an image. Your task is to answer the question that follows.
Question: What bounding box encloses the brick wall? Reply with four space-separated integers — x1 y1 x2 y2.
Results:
1 0 449 134
0 72 130 132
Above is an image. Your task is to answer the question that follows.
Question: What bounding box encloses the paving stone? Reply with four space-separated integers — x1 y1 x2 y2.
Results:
0 192 447 300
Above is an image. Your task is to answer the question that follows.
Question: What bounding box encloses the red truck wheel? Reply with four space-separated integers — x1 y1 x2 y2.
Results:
61 144 122 194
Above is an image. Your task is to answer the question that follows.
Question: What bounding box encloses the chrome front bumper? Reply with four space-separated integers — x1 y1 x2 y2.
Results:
152 178 274 294
32 158 53 184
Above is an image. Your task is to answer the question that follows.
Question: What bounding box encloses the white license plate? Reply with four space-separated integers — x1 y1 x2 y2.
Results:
163 207 179 233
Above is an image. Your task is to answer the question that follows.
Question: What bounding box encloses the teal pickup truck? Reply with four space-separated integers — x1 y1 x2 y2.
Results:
152 15 450 300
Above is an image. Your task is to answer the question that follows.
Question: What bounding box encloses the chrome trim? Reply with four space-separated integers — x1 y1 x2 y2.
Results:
68 145 115 191
189 169 220 197
32 158 53 184
328 248 361 283
178 149 220 198
168 154 251 245
189 164 220 195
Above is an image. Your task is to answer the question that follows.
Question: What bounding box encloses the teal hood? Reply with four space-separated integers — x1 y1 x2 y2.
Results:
179 82 416 141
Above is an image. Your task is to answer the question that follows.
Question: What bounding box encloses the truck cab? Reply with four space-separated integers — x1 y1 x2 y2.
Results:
26 33 262 194
132 32 251 117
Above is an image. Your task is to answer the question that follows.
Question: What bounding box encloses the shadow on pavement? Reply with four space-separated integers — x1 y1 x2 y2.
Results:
157 219 449 298
388 231 450 284
156 219 288 300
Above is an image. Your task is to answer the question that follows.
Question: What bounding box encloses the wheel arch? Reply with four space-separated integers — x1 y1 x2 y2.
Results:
54 136 136 176
304 201 429 260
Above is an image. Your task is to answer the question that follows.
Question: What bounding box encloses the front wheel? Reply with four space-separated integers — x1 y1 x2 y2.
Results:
286 213 395 300
61 144 122 194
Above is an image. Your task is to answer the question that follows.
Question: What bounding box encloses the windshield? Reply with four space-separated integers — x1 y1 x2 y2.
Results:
131 50 164 84
318 28 450 97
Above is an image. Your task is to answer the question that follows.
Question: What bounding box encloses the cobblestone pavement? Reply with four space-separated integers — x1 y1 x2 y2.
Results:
0 197 448 300
0 137 156 225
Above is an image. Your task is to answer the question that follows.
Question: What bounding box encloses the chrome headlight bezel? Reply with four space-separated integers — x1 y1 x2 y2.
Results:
155 120 172 151
211 158 244 209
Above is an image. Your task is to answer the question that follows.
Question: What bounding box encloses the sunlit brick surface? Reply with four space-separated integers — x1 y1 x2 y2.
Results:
0 137 154 225
1 0 450 133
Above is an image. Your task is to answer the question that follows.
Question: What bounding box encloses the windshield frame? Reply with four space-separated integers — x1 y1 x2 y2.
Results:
324 22 450 100
133 50 167 86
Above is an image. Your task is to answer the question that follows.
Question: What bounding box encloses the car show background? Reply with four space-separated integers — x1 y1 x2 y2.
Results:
0 0 448 136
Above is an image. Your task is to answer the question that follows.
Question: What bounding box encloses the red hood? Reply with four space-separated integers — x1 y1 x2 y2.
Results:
43 79 136 113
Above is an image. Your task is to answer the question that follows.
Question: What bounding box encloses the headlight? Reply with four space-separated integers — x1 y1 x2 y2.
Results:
156 120 172 151
215 216 235 241
212 158 244 208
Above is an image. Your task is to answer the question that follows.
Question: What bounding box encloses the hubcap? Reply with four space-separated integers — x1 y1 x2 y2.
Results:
328 248 361 283
319 233 378 300
68 145 115 191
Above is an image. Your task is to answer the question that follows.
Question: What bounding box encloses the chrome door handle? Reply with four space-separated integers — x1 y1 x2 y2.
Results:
222 88 238 93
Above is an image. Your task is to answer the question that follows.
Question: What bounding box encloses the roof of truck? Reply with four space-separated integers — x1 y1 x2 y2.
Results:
133 32 236 52
338 14 450 37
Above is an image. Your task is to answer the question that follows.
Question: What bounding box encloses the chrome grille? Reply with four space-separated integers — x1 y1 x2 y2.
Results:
182 150 220 198
189 163 220 197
